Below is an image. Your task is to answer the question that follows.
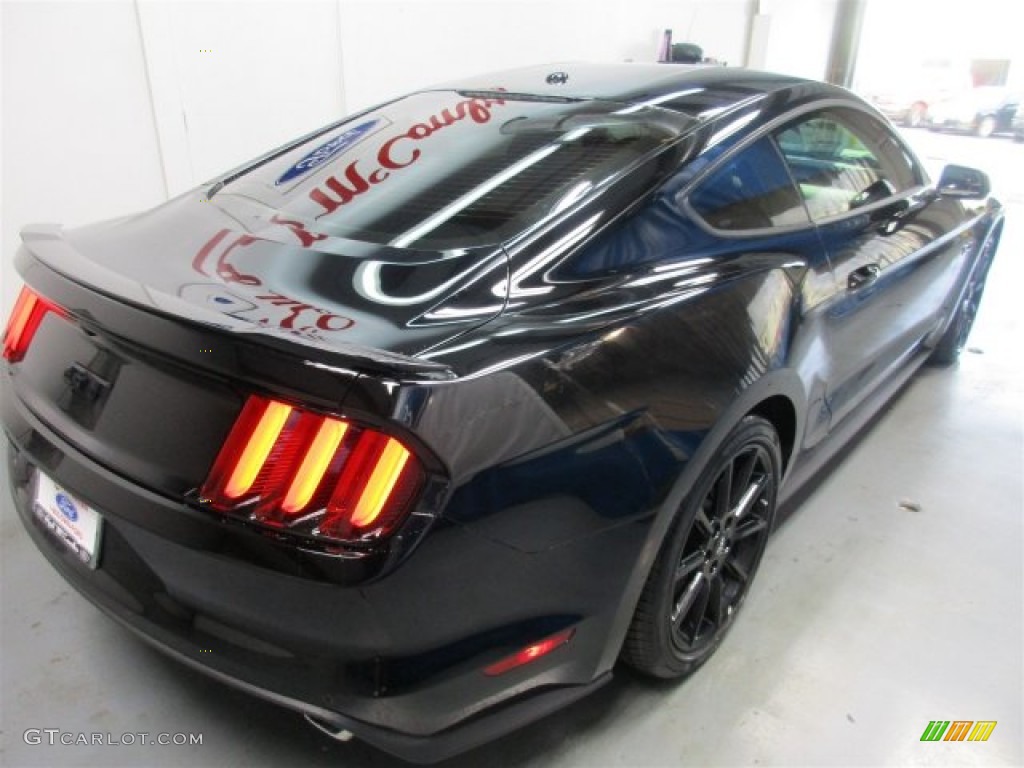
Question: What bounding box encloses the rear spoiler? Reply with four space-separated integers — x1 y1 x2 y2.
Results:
17 224 456 382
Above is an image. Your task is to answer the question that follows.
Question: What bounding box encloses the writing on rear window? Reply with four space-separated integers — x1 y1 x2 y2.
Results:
276 119 382 186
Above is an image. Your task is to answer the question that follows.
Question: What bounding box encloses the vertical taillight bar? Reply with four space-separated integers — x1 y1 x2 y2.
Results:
223 400 293 498
200 395 425 543
350 438 412 527
282 419 347 513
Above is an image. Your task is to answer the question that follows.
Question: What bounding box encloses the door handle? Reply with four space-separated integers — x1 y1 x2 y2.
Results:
847 263 881 291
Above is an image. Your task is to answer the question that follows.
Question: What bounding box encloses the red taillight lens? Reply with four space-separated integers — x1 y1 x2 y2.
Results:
483 628 576 676
3 286 65 362
200 395 425 543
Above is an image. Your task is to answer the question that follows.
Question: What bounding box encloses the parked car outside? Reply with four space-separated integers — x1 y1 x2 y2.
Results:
926 86 1021 137
859 62 971 127
2 62 1004 762
866 91 931 127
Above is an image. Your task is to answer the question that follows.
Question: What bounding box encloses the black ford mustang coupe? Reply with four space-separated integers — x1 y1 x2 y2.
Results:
2 63 1002 761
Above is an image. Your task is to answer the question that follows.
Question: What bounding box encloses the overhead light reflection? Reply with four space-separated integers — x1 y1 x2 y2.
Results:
615 88 705 114
555 299 649 324
494 213 603 300
654 257 713 272
706 110 761 148
389 144 562 248
549 180 594 216
419 337 489 359
674 272 717 289
624 257 716 288
422 304 505 320
559 127 593 143
356 261 481 306
625 265 702 288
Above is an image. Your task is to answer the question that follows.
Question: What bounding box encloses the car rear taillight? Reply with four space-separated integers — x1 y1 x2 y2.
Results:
200 395 425 543
3 286 66 362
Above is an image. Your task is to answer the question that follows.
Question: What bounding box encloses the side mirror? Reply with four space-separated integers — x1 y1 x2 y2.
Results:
936 164 991 199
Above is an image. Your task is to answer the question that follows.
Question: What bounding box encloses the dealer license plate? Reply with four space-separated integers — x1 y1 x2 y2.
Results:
32 471 103 568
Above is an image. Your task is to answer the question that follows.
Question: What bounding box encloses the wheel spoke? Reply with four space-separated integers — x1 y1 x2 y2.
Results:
732 450 757 502
733 514 769 541
731 474 768 522
694 506 714 536
713 460 734 520
723 555 750 584
702 573 726 631
683 576 712 640
673 550 704 588
672 571 705 628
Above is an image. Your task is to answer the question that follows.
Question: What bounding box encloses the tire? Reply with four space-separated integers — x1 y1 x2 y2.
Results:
929 234 997 366
621 415 781 679
976 116 997 138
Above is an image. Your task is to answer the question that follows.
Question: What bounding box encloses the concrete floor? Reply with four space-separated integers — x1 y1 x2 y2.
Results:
1 131 1022 768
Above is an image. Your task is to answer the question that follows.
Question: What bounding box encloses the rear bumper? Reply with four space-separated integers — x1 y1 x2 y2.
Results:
2 380 628 762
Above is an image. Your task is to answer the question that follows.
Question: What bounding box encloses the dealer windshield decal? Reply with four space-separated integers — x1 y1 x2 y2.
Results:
276 119 382 186
191 218 355 336
309 93 507 217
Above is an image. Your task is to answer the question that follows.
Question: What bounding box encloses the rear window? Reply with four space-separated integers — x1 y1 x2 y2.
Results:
222 91 692 249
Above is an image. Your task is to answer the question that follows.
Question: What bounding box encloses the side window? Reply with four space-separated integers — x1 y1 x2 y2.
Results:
687 138 809 231
775 108 922 221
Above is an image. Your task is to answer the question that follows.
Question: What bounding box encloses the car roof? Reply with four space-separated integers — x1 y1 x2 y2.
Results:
429 62 817 116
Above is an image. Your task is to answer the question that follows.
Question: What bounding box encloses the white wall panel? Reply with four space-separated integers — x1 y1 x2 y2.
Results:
758 0 838 80
335 0 755 112
335 1 622 112
137 0 346 194
1 1 166 315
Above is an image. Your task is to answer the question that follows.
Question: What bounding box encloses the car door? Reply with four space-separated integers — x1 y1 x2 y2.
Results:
774 106 967 427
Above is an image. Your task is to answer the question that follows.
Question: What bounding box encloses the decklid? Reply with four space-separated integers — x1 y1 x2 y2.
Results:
23 192 507 362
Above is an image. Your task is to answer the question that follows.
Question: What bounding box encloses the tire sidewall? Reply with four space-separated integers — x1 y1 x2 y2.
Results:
648 415 782 675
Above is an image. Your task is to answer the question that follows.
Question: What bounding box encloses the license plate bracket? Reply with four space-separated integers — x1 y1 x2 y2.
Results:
32 471 103 569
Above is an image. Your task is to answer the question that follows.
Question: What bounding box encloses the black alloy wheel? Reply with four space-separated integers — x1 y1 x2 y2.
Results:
622 415 781 679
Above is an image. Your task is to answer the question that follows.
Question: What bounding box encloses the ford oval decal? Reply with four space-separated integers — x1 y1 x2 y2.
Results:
56 492 78 522
276 120 380 185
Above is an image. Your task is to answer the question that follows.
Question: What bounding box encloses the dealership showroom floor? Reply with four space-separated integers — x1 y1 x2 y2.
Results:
1 125 1021 767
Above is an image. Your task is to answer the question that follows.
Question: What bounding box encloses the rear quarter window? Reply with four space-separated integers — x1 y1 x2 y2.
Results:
688 138 809 231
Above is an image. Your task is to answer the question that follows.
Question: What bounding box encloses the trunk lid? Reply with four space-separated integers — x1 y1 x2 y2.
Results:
38 190 508 361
